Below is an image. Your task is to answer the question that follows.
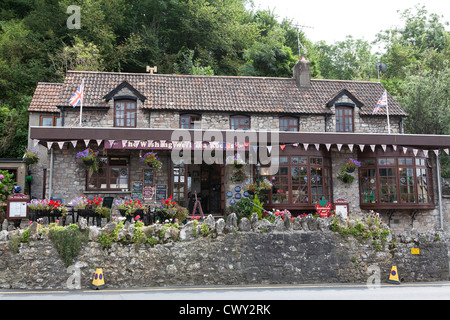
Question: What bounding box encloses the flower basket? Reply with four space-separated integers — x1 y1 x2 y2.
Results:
226 154 246 169
76 149 99 171
140 152 162 171
23 147 40 166
115 198 144 222
230 169 247 183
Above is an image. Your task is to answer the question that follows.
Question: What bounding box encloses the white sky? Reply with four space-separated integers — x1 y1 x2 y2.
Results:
250 0 450 46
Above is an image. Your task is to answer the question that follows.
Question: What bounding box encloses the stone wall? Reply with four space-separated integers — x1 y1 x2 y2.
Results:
0 215 448 290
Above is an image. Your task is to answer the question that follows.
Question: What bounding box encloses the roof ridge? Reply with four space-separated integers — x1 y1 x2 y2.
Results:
66 70 295 81
311 78 381 85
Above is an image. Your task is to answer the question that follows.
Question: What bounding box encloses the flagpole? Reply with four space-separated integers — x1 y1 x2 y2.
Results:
79 79 84 127
385 90 391 134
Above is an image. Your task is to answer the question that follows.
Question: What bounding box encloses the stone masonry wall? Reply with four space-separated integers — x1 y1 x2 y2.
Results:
0 221 447 290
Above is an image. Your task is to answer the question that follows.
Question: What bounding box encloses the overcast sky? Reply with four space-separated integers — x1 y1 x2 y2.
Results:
249 0 450 46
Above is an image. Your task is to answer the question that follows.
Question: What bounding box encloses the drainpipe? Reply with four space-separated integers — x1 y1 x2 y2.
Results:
48 148 54 199
436 152 443 230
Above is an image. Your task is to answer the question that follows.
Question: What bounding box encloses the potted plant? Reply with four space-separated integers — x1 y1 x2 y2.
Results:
242 181 259 196
23 147 40 166
226 154 246 169
157 196 177 222
345 158 361 173
230 168 247 183
114 197 143 222
76 149 99 171
28 198 67 221
259 178 272 194
140 152 162 171
338 169 355 183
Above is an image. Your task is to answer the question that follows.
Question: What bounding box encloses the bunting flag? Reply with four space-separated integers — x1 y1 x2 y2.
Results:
434 150 439 156
413 149 418 156
47 141 53 150
108 140 115 147
71 140 77 148
381 145 386 152
96 139 103 146
325 144 331 151
423 150 429 157
280 144 286 150
359 145 365 151
303 143 309 151
348 144 354 152
393 145 397 151
337 144 342 151
57 142 64 149
370 145 376 152
444 148 449 155
33 139 39 147
315 144 320 151
84 139 90 147
292 143 298 147
267 146 272 154
403 147 408 154
252 145 258 154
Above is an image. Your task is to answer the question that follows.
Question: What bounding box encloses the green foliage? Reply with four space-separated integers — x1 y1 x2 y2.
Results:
0 170 15 202
225 197 254 221
48 224 88 267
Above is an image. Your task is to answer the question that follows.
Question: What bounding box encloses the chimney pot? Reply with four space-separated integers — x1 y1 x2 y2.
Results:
293 59 311 88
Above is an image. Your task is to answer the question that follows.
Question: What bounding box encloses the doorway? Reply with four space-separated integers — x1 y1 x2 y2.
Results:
174 163 223 215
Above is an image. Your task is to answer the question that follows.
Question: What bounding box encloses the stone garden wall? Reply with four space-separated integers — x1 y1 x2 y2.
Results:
0 214 448 290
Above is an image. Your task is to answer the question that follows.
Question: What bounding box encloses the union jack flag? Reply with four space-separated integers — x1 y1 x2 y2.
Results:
372 90 387 115
68 81 84 107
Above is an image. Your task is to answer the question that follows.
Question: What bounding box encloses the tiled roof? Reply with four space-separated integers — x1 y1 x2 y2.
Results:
28 82 63 112
29 70 408 116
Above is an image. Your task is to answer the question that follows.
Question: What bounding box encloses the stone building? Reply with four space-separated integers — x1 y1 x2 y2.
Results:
27 59 450 232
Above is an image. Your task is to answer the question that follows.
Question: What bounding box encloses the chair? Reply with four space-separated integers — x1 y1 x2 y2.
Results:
102 197 114 222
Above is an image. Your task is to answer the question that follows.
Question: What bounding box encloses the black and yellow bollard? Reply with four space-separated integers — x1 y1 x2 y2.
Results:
90 268 106 290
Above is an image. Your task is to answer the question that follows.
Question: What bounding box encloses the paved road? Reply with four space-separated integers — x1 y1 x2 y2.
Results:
1 282 449 301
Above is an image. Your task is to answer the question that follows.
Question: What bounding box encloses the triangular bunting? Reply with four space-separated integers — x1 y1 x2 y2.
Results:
444 148 449 155
292 143 298 147
359 145 365 151
393 145 397 151
252 146 258 154
434 150 439 156
403 147 408 154
96 139 102 146
84 139 90 147
370 145 376 152
423 150 429 157
280 145 286 150
325 144 331 151
337 144 342 151
57 142 64 149
267 146 272 154
108 140 115 147
71 140 77 148
348 144 354 152
315 144 320 151
47 142 53 150
381 145 386 152
413 149 418 156
303 143 309 151
33 139 39 147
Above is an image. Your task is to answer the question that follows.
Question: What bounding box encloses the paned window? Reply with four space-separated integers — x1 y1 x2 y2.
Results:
280 117 299 132
115 100 136 127
180 114 201 129
87 157 129 190
336 107 353 132
230 115 250 130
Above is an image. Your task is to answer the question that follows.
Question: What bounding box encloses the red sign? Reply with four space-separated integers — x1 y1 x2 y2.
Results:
315 197 332 218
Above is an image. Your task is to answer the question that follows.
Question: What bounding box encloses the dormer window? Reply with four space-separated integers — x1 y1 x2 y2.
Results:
114 99 136 127
336 106 353 132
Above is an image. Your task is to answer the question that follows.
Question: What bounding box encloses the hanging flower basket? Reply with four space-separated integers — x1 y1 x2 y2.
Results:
76 149 99 171
23 147 40 166
230 168 247 183
140 152 162 171
226 154 246 169
345 158 361 173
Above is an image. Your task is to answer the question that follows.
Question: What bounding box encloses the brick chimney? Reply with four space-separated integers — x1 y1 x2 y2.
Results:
293 58 311 88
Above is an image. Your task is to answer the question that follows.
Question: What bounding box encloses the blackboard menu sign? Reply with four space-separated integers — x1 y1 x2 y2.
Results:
131 181 143 200
155 185 167 201
143 169 154 185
